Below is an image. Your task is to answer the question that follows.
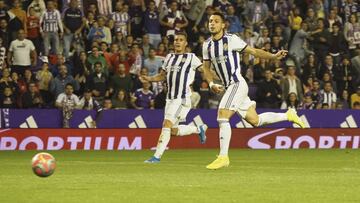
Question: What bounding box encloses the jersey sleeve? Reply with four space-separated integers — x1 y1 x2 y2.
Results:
161 54 171 72
191 54 202 70
202 41 210 61
56 94 64 104
231 34 247 52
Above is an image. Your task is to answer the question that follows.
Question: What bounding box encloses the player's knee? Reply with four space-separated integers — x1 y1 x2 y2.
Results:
170 128 178 136
162 119 173 128
246 115 259 127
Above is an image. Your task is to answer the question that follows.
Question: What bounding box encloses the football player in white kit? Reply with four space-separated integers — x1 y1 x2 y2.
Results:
142 32 207 163
202 12 305 170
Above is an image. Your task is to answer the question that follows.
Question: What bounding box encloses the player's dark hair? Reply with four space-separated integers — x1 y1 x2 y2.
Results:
175 31 188 40
211 12 226 22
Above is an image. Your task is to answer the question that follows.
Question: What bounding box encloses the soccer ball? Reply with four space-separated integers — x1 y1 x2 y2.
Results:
31 152 56 177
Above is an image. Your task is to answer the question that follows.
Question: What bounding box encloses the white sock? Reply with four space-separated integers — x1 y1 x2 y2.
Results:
154 128 171 159
177 125 199 136
258 112 287 126
218 119 231 156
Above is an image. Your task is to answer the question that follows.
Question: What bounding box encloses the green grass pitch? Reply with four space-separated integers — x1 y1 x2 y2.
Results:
1 149 360 203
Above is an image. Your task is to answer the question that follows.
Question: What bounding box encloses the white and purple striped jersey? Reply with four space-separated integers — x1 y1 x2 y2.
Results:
39 9 63 33
97 0 112 16
202 33 247 88
111 11 130 35
162 53 202 100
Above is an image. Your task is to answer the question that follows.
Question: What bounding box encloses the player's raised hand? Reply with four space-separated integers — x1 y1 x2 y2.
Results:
139 75 150 83
274 50 288 60
211 84 224 94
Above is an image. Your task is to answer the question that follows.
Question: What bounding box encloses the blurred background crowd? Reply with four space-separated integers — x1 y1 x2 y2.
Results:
0 0 360 111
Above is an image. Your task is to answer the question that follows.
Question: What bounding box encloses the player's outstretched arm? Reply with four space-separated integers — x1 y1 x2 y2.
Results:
244 46 288 60
140 70 166 83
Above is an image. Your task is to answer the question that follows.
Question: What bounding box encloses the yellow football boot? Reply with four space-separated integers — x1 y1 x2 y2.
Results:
206 155 230 170
286 108 305 128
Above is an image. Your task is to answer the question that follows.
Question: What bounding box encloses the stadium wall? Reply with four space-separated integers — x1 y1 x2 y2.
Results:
1 128 360 150
1 109 359 150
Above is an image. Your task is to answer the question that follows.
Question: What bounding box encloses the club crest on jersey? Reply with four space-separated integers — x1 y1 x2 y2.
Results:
223 43 228 51
181 57 186 63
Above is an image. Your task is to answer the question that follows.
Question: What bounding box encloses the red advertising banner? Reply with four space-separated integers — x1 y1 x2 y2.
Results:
0 128 360 150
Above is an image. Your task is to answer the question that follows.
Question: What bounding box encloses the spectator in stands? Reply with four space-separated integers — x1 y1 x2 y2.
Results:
78 89 103 127
0 37 6 69
55 83 80 128
110 1 130 36
141 34 152 59
309 18 330 64
225 5 242 34
328 22 347 65
95 16 111 44
341 0 358 23
36 60 53 107
87 46 108 75
320 81 337 109
143 0 161 48
289 22 311 70
0 68 17 92
160 1 188 39
244 0 268 32
39 0 63 56
302 53 320 81
144 48 162 77
215 0 232 13
280 92 300 109
128 0 144 39
344 14 360 56
306 79 322 109
302 76 314 95
21 81 43 108
9 0 27 39
288 7 303 41
0 86 17 108
255 27 270 49
109 63 132 98
7 29 36 77
49 65 79 98
350 86 360 109
253 58 268 84
154 81 166 109
326 7 342 33
0 19 10 49
304 8 317 31
27 7 40 53
299 94 316 109
320 71 337 94
112 89 129 109
335 56 357 94
351 49 360 84
102 97 113 110
50 54 73 77
87 61 109 103
339 89 350 109
256 69 282 109
63 0 85 60
319 55 337 79
353 101 360 110
281 65 303 102
131 80 154 109
27 0 46 18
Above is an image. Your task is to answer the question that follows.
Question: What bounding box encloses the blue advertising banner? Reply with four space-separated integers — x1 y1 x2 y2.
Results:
0 109 360 129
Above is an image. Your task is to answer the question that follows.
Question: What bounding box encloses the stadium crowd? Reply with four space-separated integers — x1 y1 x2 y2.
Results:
0 0 360 111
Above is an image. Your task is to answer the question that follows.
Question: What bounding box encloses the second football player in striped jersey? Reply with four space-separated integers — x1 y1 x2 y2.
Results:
142 32 207 163
202 12 305 170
